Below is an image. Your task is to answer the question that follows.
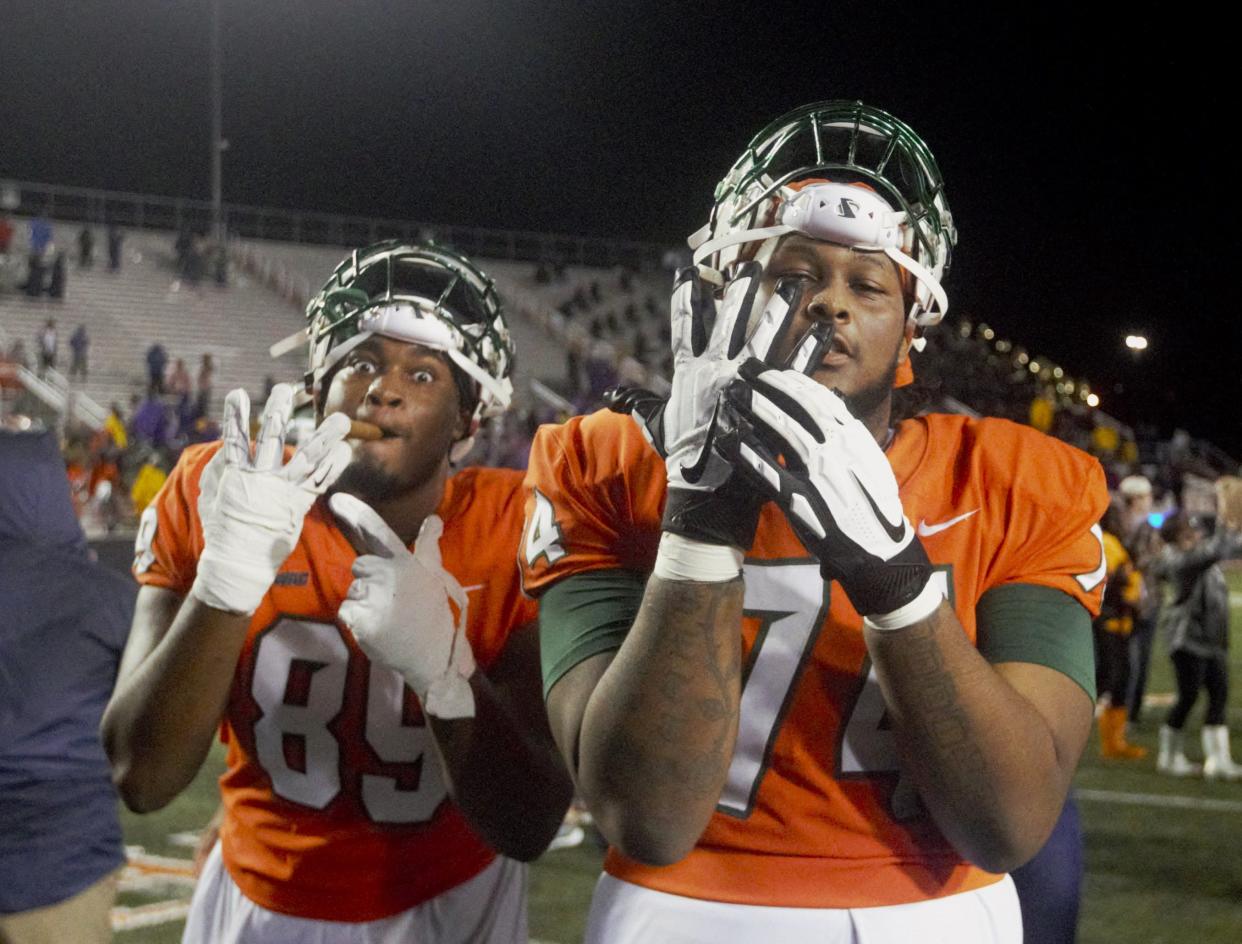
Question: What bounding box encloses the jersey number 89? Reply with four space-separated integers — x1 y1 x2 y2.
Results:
249 618 448 824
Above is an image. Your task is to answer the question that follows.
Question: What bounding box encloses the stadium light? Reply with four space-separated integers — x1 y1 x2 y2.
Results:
1125 334 1148 352
1086 393 1100 407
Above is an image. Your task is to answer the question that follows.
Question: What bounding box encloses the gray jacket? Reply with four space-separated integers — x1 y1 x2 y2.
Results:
1157 528 1242 658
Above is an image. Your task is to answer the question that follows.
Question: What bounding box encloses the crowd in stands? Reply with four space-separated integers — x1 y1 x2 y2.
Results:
0 214 125 300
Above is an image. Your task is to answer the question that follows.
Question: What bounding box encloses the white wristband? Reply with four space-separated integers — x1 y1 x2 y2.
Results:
863 580 944 632
652 532 743 582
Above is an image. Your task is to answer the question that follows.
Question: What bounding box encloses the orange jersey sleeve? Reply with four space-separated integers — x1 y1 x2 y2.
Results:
965 417 1109 614
131 442 218 591
520 409 665 595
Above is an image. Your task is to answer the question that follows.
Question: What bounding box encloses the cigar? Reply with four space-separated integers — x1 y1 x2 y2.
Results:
348 419 384 441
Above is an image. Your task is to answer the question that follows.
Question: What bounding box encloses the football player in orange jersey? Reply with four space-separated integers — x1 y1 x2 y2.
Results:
102 241 571 944
520 102 1108 943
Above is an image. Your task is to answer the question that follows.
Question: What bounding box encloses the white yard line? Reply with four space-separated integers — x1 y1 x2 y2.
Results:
1077 788 1242 813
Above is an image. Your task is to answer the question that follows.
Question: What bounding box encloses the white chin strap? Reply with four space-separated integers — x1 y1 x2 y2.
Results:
690 181 948 328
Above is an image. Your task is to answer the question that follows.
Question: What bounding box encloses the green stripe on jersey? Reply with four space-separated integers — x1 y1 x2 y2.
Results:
976 583 1096 701
538 569 646 696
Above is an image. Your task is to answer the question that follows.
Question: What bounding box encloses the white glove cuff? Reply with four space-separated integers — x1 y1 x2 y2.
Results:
190 556 268 616
420 632 478 720
652 532 744 583
863 581 944 632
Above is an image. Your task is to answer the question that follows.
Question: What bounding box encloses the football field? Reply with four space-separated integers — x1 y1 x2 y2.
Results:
114 572 1242 944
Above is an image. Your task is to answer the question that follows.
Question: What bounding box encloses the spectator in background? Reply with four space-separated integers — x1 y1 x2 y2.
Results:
1156 512 1242 780
1118 475 1164 728
103 403 127 452
37 319 58 376
166 358 192 399
107 225 123 272
28 215 52 257
0 216 13 254
145 343 167 396
129 450 168 516
68 324 90 381
129 394 170 450
0 429 136 944
195 353 214 418
46 249 67 300
1095 505 1146 759
77 226 94 268
22 247 45 297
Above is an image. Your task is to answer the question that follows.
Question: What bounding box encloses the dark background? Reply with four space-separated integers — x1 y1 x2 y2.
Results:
3 1 1237 455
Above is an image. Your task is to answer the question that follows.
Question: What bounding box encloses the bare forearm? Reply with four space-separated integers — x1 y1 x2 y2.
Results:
577 576 743 865
428 672 573 861
102 596 249 812
865 601 1087 872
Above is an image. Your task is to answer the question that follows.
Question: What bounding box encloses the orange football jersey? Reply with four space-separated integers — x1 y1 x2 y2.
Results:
135 442 537 922
521 408 1108 909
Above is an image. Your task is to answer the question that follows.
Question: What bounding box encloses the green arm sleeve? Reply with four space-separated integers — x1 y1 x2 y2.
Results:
538 569 647 697
976 583 1096 701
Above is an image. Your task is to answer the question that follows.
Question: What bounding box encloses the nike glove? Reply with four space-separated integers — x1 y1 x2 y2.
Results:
718 360 941 629
610 264 804 553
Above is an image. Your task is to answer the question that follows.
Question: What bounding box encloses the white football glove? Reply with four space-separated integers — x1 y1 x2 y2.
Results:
719 360 942 629
613 265 807 558
329 493 476 720
191 385 352 615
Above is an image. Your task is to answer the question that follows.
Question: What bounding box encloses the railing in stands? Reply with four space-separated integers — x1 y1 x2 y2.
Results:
0 179 668 268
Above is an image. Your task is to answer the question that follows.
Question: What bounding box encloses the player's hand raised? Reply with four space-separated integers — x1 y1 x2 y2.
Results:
717 360 942 629
611 264 804 553
191 384 351 615
330 494 476 719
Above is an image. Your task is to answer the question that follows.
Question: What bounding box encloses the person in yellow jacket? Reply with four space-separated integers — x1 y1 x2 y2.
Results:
1096 505 1146 759
129 454 167 517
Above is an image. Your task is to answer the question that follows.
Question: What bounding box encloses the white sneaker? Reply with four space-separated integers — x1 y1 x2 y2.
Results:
1202 726 1242 782
1158 726 1201 777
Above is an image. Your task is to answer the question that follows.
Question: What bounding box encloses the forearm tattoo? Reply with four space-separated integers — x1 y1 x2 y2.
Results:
873 608 991 810
604 577 743 808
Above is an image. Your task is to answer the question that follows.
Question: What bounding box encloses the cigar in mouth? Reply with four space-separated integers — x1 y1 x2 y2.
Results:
348 419 384 441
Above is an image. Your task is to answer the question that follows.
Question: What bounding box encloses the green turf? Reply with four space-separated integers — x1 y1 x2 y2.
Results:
117 571 1242 943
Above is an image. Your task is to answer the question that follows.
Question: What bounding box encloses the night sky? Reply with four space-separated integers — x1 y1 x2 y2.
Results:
3 1 1238 456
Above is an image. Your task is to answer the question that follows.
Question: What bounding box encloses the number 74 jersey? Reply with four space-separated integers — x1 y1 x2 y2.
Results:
521 408 1108 909
134 442 537 922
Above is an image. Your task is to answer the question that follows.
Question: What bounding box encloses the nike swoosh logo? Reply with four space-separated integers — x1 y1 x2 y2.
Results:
462 583 485 593
849 471 907 542
917 509 979 537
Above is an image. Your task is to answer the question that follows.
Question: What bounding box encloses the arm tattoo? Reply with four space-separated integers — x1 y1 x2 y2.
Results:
875 608 991 809
602 577 743 810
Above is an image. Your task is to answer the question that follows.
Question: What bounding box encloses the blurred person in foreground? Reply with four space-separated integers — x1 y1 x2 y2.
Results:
1155 483 1242 780
520 101 1108 943
102 241 570 944
0 429 136 944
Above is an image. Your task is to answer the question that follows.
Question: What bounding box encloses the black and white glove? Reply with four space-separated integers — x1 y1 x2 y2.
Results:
718 360 942 629
607 266 804 579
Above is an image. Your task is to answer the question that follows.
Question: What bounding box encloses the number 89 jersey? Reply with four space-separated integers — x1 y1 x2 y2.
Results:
521 408 1107 909
134 442 537 922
